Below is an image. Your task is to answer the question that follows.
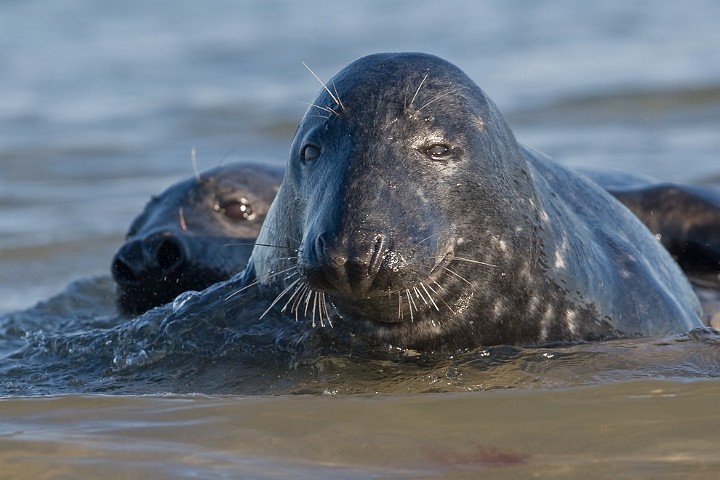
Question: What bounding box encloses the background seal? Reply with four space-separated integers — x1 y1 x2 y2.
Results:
112 162 282 314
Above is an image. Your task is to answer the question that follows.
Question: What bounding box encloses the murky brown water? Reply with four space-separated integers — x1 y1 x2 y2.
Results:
2 380 718 479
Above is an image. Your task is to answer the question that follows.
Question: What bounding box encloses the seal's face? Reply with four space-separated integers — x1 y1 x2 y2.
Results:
113 164 281 314
256 53 542 348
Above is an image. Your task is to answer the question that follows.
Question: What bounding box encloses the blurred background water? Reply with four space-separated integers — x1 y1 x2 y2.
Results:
1 1 720 477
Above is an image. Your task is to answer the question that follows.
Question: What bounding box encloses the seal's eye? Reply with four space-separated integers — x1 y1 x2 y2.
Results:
214 198 256 221
301 144 321 162
425 144 451 160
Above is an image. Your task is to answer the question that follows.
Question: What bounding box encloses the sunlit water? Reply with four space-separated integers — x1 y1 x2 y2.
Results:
2 1 720 478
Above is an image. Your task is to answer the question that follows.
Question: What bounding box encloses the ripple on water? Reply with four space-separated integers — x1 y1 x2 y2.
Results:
3 273 720 396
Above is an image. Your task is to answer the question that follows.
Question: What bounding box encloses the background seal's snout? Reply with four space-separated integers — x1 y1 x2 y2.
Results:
111 231 187 286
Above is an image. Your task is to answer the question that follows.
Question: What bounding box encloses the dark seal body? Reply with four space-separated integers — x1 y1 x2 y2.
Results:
244 53 703 350
580 169 720 289
112 162 282 314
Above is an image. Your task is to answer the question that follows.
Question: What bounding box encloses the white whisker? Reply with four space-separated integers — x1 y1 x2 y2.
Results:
331 81 344 110
408 74 429 109
441 266 473 285
319 292 333 327
327 297 342 321
303 288 314 319
417 86 466 112
258 223 301 246
406 289 415 321
225 278 259 301
428 281 457 315
420 282 440 311
225 264 300 300
222 242 290 249
294 100 337 116
302 61 344 110
311 291 320 327
190 146 200 182
248 256 298 268
291 285 310 321
259 277 303 320
262 264 300 281
280 279 305 313
432 280 447 292
452 256 499 268
413 286 428 306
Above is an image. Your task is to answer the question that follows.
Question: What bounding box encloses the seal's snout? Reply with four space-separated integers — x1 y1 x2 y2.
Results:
111 231 188 286
302 231 391 297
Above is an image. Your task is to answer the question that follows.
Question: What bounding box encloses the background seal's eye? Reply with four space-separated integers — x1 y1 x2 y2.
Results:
301 144 321 162
214 198 255 221
425 144 450 160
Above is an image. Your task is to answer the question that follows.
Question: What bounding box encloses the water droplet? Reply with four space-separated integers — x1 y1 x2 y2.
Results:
172 290 200 312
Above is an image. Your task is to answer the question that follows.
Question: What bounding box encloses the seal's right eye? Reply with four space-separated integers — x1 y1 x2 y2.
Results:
300 144 321 162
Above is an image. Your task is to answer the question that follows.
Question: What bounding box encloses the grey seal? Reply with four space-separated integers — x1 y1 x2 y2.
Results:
239 52 704 351
112 162 282 314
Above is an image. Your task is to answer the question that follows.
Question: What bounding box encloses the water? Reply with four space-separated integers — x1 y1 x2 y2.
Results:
2 0 720 477
2 381 719 479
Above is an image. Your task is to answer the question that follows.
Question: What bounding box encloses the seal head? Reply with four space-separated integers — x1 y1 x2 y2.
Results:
113 163 281 314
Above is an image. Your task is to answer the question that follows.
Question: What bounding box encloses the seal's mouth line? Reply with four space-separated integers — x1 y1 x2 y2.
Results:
352 248 457 299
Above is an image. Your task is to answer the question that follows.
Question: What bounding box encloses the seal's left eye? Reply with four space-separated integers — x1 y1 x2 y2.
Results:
425 144 450 160
301 144 321 162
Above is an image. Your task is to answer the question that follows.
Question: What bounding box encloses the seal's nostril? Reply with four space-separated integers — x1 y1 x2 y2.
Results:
111 257 137 283
314 233 330 264
111 240 146 285
156 237 184 271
